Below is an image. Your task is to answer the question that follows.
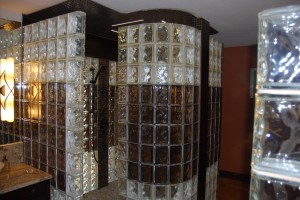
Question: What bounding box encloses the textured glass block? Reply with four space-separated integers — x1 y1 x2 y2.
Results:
39 20 48 40
127 65 139 84
47 83 56 103
47 61 56 82
141 85 153 104
186 27 195 45
57 83 66 105
58 15 68 36
117 122 127 141
68 12 85 34
24 44 31 62
186 47 195 65
118 178 127 196
116 158 126 178
195 49 200 67
141 184 152 199
195 30 201 48
38 62 47 82
183 180 192 199
57 127 66 149
32 23 39 42
67 129 83 152
13 47 21 64
140 65 153 84
67 60 82 82
48 40 57 60
194 68 200 85
155 146 168 164
67 152 82 174
24 25 32 43
128 161 139 180
128 26 139 43
57 149 66 170
30 62 39 81
118 48 127 63
117 66 127 84
128 46 139 63
155 85 168 104
155 126 168 145
185 86 193 104
68 36 84 57
170 165 182 184
141 145 153 164
118 28 127 44
13 28 22 46
127 180 138 199
155 65 168 84
157 24 169 42
67 107 83 128
57 38 67 59
109 61 117 85
156 45 169 63
171 126 183 145
141 24 153 42
141 45 153 63
128 85 138 103
141 125 153 144
128 124 139 143
116 141 127 159
48 17 58 38
128 143 139 162
170 146 182 164
39 41 47 61
48 147 57 167
155 186 167 199
183 162 192 181
67 174 83 197
141 106 153 124
171 184 182 199
67 83 82 105
173 24 184 43
118 85 127 103
128 105 139 123
57 105 66 127
172 46 184 64
171 106 183 124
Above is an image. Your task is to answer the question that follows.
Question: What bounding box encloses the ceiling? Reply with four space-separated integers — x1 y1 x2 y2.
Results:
0 0 299 47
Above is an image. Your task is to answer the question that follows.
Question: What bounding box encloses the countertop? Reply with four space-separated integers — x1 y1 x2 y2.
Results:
0 163 52 194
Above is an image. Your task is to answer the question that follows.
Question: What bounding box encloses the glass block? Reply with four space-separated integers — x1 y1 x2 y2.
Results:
128 26 139 43
170 146 182 164
128 161 139 180
171 106 183 124
13 47 21 64
156 106 168 124
157 24 169 42
24 25 32 43
194 68 200 85
195 48 200 67
30 62 39 82
66 83 81 105
48 104 56 125
141 45 153 63
186 27 195 45
57 149 66 170
118 28 127 44
24 44 31 62
117 122 127 141
57 127 66 149
155 126 168 145
109 61 117 85
171 184 182 200
183 180 192 199
141 125 153 144
48 83 56 103
117 66 127 84
141 24 153 43
172 46 184 64
185 86 193 104
173 24 184 43
30 103 39 120
186 47 195 65
67 152 83 175
66 174 83 197
155 146 168 164
47 61 56 82
39 41 47 61
141 106 153 124
14 64 21 83
48 125 56 147
116 158 126 178
192 176 198 195
141 85 153 104
156 45 169 63
118 104 127 122
140 65 153 84
155 86 169 103
39 62 47 82
118 178 127 196
170 165 182 184
66 107 83 128
183 162 192 181
67 130 83 152
48 147 57 167
68 36 84 57
67 60 82 82
118 47 127 64
155 185 167 199
127 65 139 84
48 39 57 60
68 12 85 34
39 20 48 40
57 105 66 127
195 30 201 48
57 38 67 59
48 17 58 38
116 141 127 159
141 184 152 199
57 83 66 104
128 124 139 143
141 145 153 164
128 143 139 162
58 14 68 36
127 180 138 199
155 65 168 84
118 85 127 103
128 105 139 123
171 126 183 145
185 106 193 124
32 22 39 42
13 28 22 46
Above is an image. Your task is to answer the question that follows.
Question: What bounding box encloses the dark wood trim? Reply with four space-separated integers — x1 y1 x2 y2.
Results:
219 170 251 183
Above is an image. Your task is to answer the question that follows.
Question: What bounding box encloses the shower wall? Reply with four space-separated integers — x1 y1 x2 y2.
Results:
115 23 201 199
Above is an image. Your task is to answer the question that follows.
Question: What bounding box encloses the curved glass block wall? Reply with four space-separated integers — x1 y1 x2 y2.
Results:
115 23 201 199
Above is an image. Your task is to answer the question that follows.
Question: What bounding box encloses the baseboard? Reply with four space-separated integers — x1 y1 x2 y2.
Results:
219 170 251 183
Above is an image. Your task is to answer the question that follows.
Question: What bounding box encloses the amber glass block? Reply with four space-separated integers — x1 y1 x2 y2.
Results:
155 85 168 105
128 105 139 123
128 143 139 162
170 146 182 164
141 125 153 144
183 162 192 181
185 86 193 104
128 85 139 103
155 146 168 164
141 145 153 164
155 126 168 145
170 126 183 145
155 166 168 184
57 149 65 170
48 146 56 167
156 106 168 124
47 83 56 103
57 170 66 191
171 86 183 104
128 162 139 180
57 105 65 126
141 106 153 124
57 127 65 149
128 124 139 143
32 141 39 160
48 125 56 147
141 85 153 104
184 125 192 144
185 105 193 124
57 83 66 104
171 106 183 124
141 165 153 183
40 144 47 163
184 144 192 162
170 165 182 183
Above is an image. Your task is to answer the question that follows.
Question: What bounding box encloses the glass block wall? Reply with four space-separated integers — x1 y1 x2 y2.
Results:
206 37 223 200
20 11 90 200
0 27 22 144
115 23 201 199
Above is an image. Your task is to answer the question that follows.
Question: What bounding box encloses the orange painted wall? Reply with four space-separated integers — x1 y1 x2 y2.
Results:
220 45 257 175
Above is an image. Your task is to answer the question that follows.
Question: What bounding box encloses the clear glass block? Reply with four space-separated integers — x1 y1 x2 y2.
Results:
155 65 168 84
6 47 13 58
66 107 83 128
67 83 82 105
172 45 184 64
116 141 127 159
39 20 48 40
67 152 83 175
127 66 138 84
118 85 127 103
155 186 167 200
32 22 39 42
67 36 84 58
195 48 200 67
57 38 67 59
57 61 66 82
141 45 153 63
56 189 66 200
128 46 139 64
58 14 68 36
157 24 169 42
118 28 127 44
171 66 184 84
24 25 32 43
173 24 184 43
13 28 22 46
13 47 21 64
140 65 153 84
68 12 85 34
156 45 169 63
192 175 198 195
39 62 47 82
118 178 127 196
186 47 194 65
22 63 30 83
66 174 83 197
186 67 194 85
117 66 127 84
47 61 56 82
140 24 153 43
109 61 117 85
194 68 200 85
127 180 138 199
24 44 31 62
30 62 39 82
67 60 82 82
39 41 47 61
48 17 58 38
195 30 201 48
48 39 57 60
171 184 183 200
118 48 127 64
186 27 195 45
128 26 139 43
6 33 13 48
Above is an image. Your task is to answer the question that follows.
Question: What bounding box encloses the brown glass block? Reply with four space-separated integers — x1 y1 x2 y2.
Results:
48 167 56 187
32 141 39 160
141 145 153 164
22 84 30 101
40 144 47 164
40 103 47 123
32 122 39 141
14 85 20 100
40 83 47 103
57 105 65 126
47 83 56 103
155 166 168 184
117 122 126 140
155 146 168 164
155 85 168 104
32 159 39 169
185 86 193 104
23 121 31 138
171 126 183 145
141 165 153 183
48 125 56 147
128 143 139 162
57 127 65 149
184 144 192 162
192 159 198 176
39 124 47 144
118 85 127 102
128 124 139 143
14 101 20 118
184 125 192 144
156 106 168 124
141 85 153 104
141 106 153 123
141 125 153 144
57 149 65 170
171 106 183 124
193 142 198 159
57 83 66 104
194 86 199 104
23 102 30 119
155 126 168 145
185 106 193 124
171 86 183 104
48 147 56 167
170 165 182 184
40 163 47 172
57 170 66 191
128 105 139 123
170 146 182 164
128 85 139 103
128 162 139 180
13 119 20 135
193 123 199 141
48 104 56 125
183 162 192 181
